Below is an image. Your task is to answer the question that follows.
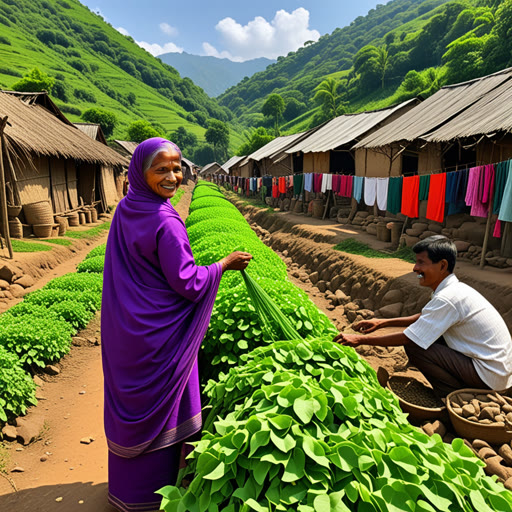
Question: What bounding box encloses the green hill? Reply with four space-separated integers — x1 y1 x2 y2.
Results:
0 0 244 156
219 0 510 138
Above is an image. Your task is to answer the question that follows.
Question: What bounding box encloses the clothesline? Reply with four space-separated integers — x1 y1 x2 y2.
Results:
213 160 512 234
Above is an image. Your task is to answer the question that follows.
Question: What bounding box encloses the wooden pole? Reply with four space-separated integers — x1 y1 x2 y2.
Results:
480 194 494 269
0 117 13 259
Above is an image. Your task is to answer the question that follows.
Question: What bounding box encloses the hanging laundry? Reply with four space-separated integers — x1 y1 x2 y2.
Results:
272 178 279 198
376 178 389 211
293 174 304 196
304 173 313 192
364 177 377 206
445 170 469 216
278 176 286 194
426 173 447 223
493 219 501 238
386 176 402 214
332 175 341 195
401 175 420 218
466 165 495 218
493 160 511 215
498 165 512 222
343 175 354 198
321 173 332 193
313 173 323 193
353 176 364 203
419 174 430 201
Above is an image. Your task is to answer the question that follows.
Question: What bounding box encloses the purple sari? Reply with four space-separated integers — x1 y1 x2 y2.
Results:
101 138 222 511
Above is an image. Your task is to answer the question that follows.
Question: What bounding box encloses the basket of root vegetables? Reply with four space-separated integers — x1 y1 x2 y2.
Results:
447 389 512 444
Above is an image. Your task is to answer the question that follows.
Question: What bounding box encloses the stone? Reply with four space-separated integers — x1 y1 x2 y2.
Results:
72 337 87 347
309 272 319 285
411 222 428 231
16 413 45 445
454 240 471 252
316 280 328 293
40 455 48 462
2 425 17 441
44 365 60 376
80 436 94 445
33 375 44 387
356 211 370 218
380 289 403 306
377 302 403 318
11 467 24 473
427 223 443 234
14 275 35 288
358 309 375 320
362 298 374 311
346 310 358 323
406 228 423 237
0 264 16 283
9 284 26 299
403 235 420 248
335 290 350 305
0 279 9 290
366 224 377 236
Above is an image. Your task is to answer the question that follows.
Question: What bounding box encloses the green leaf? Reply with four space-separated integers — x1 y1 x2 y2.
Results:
282 447 305 482
203 461 226 480
314 495 330 512
249 429 270 457
245 499 267 512
270 430 296 453
268 414 293 430
293 398 318 423
302 436 330 467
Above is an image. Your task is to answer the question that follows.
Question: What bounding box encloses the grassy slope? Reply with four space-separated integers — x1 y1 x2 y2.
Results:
0 0 244 151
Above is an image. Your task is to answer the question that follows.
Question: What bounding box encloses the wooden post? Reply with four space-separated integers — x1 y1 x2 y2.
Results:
480 194 494 269
0 117 13 259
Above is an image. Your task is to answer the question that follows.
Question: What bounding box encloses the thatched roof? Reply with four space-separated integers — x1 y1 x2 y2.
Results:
354 68 512 149
286 99 419 154
0 91 128 167
74 122 107 144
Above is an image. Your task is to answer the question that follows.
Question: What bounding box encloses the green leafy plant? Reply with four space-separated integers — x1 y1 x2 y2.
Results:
43 272 103 295
77 255 104 274
25 288 101 313
84 243 107 260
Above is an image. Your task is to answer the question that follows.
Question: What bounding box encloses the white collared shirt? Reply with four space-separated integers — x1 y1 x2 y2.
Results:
404 273 512 390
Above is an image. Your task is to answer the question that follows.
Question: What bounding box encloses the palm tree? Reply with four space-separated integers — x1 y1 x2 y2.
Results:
313 78 343 119
376 46 390 89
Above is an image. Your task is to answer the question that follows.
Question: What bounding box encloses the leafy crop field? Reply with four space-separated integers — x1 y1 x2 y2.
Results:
157 181 512 512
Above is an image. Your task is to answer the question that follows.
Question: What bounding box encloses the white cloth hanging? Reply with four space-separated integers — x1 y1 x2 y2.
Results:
364 177 377 206
321 173 332 193
376 178 389 211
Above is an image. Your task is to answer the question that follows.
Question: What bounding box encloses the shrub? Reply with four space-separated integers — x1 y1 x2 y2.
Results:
85 243 106 260
11 68 55 93
59 104 81 116
0 35 10 45
25 288 102 313
77 255 104 274
48 300 94 330
81 108 117 137
73 88 96 103
69 59 89 73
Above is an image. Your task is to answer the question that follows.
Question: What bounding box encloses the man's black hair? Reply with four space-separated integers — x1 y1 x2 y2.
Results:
412 235 457 273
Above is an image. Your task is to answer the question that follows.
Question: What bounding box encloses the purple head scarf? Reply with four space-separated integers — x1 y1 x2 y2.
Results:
101 137 222 458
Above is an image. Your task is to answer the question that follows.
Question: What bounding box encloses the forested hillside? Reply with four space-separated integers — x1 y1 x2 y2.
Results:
0 0 241 161
221 0 510 140
159 52 275 97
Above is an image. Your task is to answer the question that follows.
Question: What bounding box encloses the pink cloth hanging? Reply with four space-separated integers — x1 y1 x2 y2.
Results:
465 165 495 217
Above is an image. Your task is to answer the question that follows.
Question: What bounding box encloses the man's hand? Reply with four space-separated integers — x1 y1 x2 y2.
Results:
333 332 364 347
352 319 382 334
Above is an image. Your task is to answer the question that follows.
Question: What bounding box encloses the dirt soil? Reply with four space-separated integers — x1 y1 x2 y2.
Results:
0 184 510 510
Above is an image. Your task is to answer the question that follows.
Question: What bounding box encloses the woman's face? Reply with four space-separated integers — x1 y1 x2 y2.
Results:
144 148 183 199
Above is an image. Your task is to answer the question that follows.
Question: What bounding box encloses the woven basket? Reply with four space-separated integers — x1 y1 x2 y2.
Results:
51 224 59 237
67 213 80 227
90 208 98 222
8 218 23 239
7 204 22 218
84 210 92 223
33 224 53 238
447 389 512 444
23 200 53 225
78 212 86 225
54 216 68 235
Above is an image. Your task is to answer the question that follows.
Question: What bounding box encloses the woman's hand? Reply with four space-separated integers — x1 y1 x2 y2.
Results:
352 318 382 334
219 251 253 272
333 332 363 347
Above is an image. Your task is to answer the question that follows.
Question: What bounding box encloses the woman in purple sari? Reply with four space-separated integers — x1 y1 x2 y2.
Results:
101 137 251 512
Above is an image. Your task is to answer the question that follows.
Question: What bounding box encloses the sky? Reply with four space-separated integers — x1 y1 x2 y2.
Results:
80 0 381 62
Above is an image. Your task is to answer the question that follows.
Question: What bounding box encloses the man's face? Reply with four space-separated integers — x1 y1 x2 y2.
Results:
413 250 448 291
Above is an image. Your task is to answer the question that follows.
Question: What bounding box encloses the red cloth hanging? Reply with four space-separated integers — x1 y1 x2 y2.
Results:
400 175 420 218
426 173 447 223
278 176 286 194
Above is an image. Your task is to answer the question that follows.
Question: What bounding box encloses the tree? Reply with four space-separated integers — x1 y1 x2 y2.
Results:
126 120 162 143
236 127 274 156
262 94 285 135
11 68 55 93
81 108 117 138
313 78 343 119
283 98 307 122
193 144 215 166
205 119 229 161
168 126 198 157
353 45 389 90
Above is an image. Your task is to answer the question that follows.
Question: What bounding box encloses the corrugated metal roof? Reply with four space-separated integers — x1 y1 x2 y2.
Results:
354 68 512 149
182 156 197 168
0 91 128 167
239 132 306 166
74 123 107 144
223 155 245 170
200 162 227 175
114 140 139 155
286 99 419 154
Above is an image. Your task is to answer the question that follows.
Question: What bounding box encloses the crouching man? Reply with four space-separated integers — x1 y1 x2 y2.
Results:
333 235 512 398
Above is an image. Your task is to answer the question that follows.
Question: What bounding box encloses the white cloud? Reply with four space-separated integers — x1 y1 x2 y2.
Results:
202 42 243 62
116 26 130 36
204 8 320 62
159 23 178 37
136 40 183 56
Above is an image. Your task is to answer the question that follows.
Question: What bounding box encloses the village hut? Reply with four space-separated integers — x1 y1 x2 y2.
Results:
113 140 139 159
0 90 128 252
222 155 245 177
199 162 228 179
238 132 311 178
284 99 420 176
